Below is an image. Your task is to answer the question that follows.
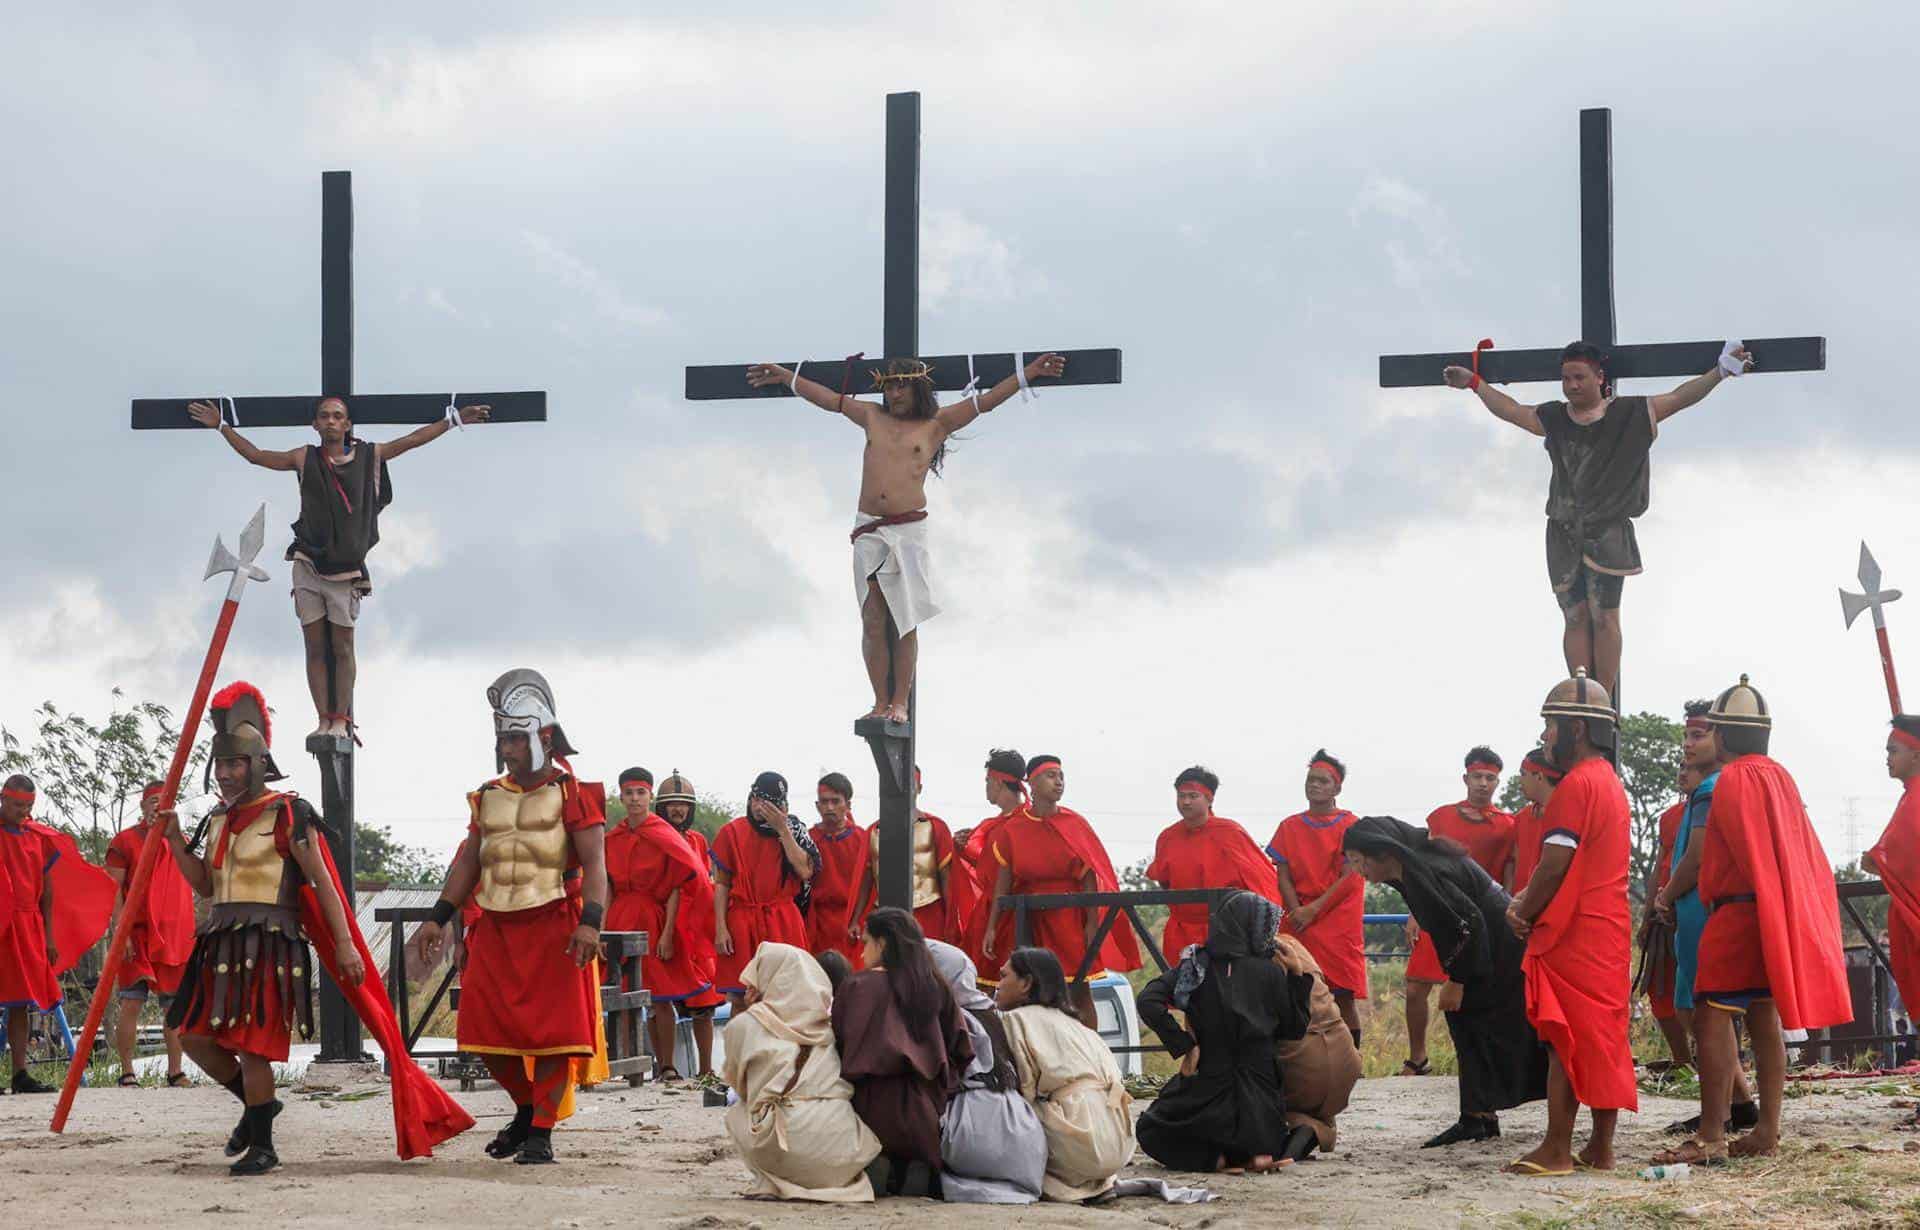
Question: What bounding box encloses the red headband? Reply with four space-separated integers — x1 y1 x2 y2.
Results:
1028 760 1062 778
1176 780 1215 800
817 786 848 801
1466 761 1501 775
2 788 35 804
1893 728 1920 752
1309 759 1344 786
620 779 653 791
141 783 165 801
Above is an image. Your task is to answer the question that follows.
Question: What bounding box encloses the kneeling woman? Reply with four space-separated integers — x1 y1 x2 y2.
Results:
1135 890 1313 1173
928 940 1047 1203
993 947 1136 1201
832 908 973 1193
723 943 881 1200
1342 816 1548 1147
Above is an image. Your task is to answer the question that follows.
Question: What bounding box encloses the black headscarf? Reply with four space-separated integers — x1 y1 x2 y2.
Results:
1172 888 1282 1010
746 771 819 912
1342 815 1483 977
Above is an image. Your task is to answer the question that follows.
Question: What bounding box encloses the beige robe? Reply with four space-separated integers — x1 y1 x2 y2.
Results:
1000 1004 1136 1201
1273 935 1363 1150
721 944 881 1202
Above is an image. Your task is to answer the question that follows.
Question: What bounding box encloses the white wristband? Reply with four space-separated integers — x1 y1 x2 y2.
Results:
444 395 464 430
960 354 982 413
790 361 803 393
1013 351 1035 402
221 396 240 429
1717 341 1748 378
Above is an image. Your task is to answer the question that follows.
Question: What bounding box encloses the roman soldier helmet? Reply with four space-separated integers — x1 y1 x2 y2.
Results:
653 770 696 820
1707 673 1772 756
206 681 284 796
1540 668 1617 751
487 668 579 773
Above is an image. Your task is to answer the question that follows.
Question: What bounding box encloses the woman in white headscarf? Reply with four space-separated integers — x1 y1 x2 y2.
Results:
722 943 881 1201
927 940 1046 1203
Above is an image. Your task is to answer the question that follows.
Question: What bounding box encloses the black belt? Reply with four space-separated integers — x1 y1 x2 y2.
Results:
1707 893 1757 914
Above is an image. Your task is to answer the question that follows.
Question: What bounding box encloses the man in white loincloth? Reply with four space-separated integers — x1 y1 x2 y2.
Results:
747 354 1065 724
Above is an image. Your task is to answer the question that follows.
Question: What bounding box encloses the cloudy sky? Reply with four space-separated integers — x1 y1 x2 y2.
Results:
4 2 1914 871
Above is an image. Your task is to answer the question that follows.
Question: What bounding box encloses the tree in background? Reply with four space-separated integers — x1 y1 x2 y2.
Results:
1834 857 1890 940
354 822 448 885
0 692 206 860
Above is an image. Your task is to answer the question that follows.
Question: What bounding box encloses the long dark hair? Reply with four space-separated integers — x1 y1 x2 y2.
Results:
816 949 852 995
1007 947 1076 1017
863 906 946 1022
877 358 948 476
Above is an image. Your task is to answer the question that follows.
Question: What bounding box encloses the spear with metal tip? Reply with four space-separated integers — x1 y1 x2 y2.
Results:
1840 541 1904 716
51 505 272 1132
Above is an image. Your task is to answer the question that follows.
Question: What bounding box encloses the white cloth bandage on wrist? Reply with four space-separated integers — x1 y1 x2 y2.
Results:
960 354 982 413
1718 341 1747 378
790 361 803 393
444 394 464 430
1013 351 1035 402
221 396 240 429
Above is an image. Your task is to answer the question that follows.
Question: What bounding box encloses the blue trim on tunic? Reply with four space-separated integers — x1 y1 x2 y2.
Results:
1669 770 1718 1011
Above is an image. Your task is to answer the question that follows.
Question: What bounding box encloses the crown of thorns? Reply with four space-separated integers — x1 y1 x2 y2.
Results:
870 361 934 386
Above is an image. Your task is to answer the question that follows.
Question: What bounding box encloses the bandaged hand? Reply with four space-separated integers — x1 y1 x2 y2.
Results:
1718 342 1752 377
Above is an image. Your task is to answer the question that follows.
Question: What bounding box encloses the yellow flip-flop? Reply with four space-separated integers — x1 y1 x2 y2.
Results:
1504 1160 1575 1177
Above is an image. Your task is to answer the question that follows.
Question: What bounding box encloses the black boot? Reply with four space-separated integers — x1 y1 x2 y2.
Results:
487 1104 536 1159
1422 1115 1498 1148
11 1069 55 1094
1281 1123 1320 1162
228 1102 280 1176
221 1075 251 1156
515 1125 556 1165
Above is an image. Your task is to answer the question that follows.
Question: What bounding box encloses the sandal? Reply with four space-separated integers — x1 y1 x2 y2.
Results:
1650 1138 1727 1167
1504 1159 1574 1177
117 1073 141 1088
1399 1057 1432 1077
655 1065 683 1082
166 1072 191 1088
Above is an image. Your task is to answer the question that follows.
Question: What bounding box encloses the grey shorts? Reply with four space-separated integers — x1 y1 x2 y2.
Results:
291 557 363 627
116 981 171 1004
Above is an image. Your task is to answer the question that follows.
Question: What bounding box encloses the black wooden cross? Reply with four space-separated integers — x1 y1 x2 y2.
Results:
685 92 1122 910
1378 108 1825 388
131 171 547 1061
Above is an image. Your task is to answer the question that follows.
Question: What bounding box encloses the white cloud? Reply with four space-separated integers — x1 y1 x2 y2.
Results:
922 209 1043 311
521 229 667 332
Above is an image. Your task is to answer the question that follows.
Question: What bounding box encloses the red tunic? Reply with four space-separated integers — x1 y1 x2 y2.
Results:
989 806 1140 978
1872 783 1920 1022
710 817 810 993
458 772 606 1059
1644 801 1686 1017
1523 757 1638 1111
1146 815 1280 961
960 814 1015 979
1408 804 1517 982
1696 756 1851 1029
605 814 716 1003
1512 803 1544 892
1267 810 1368 999
806 818 869 964
105 820 196 995
0 823 61 1009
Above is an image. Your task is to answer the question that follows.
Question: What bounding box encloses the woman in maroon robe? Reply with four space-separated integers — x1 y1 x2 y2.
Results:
831 906 972 1195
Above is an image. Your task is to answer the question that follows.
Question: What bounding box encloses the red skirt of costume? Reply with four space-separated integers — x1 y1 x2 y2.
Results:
1872 784 1920 1017
1268 811 1368 999
1409 804 1517 983
1147 815 1281 961
169 908 314 1062
0 824 61 1009
806 821 869 964
459 897 598 1057
1522 757 1638 1112
710 818 809 993
988 807 1139 979
961 815 1014 980
1695 756 1851 1030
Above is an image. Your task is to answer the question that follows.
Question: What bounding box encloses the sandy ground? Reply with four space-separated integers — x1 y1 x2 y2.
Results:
3 1066 1915 1229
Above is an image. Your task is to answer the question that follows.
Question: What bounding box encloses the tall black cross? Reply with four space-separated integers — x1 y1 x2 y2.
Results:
1378 108 1825 387
131 171 547 1061
686 92 1122 910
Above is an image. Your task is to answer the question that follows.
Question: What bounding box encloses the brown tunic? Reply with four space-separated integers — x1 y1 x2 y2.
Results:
1537 396 1654 581
829 968 971 1164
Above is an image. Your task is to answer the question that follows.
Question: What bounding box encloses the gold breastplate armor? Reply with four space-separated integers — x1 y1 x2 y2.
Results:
474 780 569 913
868 820 946 909
211 805 290 907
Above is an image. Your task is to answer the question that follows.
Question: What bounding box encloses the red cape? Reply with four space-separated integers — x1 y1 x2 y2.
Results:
25 821 115 975
109 823 197 968
1699 756 1851 1031
1870 783 1920 1016
293 807 475 1158
1147 815 1280 958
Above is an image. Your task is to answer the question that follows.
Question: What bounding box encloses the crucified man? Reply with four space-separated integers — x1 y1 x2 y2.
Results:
186 395 488 738
1441 340 1749 698
745 354 1065 724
